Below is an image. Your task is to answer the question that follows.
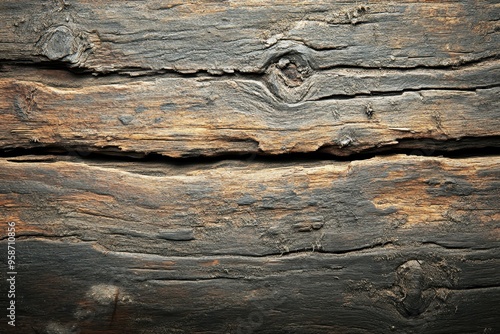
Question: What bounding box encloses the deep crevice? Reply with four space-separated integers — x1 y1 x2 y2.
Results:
0 60 263 82
421 241 497 251
1 53 497 80
1 137 499 165
316 54 499 72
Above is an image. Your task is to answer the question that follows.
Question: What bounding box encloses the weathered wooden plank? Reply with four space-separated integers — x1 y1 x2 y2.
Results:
1 155 498 256
0 62 498 157
0 1 498 73
1 1 498 157
0 239 498 333
0 154 499 332
0 1 498 333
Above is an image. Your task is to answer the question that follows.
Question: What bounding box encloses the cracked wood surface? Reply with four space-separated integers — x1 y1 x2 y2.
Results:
1 0 499 157
0 1 498 72
0 155 499 333
0 1 499 333
1 155 499 256
0 64 499 157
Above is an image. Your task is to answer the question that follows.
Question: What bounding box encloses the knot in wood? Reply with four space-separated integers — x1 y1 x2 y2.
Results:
276 58 306 88
41 26 77 60
264 54 312 103
38 25 95 66
394 260 433 317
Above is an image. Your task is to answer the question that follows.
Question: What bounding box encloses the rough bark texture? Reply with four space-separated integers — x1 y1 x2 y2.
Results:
0 1 499 333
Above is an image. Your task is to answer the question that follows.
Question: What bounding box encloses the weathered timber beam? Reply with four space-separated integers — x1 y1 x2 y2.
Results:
1 155 498 256
0 1 498 72
0 240 498 333
1 0 498 157
0 62 498 156
0 155 499 333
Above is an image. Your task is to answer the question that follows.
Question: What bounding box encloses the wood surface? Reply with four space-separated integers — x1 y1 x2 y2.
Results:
0 0 499 333
0 64 499 157
1 155 500 333
0 0 499 157
1 1 498 72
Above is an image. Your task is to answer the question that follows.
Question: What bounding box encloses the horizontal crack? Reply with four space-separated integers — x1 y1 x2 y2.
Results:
252 241 396 258
0 233 84 242
141 277 245 283
421 241 499 251
0 61 264 82
316 54 499 72
1 54 497 80
2 137 500 164
310 84 500 102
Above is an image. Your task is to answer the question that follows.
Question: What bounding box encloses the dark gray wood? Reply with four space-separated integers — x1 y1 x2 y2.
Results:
0 239 498 334
0 156 499 333
0 1 498 73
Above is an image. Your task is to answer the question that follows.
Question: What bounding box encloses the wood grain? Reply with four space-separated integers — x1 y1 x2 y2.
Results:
1 0 498 157
0 61 498 157
0 1 498 73
1 1 499 332
1 240 498 334
0 155 499 333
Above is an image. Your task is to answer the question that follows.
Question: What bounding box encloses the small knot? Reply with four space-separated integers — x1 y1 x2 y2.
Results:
273 57 310 88
41 26 77 61
276 58 306 87
37 25 96 66
365 103 374 118
264 54 312 103
394 260 432 317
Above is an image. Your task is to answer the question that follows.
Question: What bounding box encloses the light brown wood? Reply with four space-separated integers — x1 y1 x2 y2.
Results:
1 0 498 157
0 64 498 157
